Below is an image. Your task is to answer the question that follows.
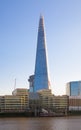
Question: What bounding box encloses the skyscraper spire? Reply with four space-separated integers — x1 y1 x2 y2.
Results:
34 16 50 92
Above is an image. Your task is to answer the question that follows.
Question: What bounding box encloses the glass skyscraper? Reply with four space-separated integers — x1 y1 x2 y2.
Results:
34 15 50 92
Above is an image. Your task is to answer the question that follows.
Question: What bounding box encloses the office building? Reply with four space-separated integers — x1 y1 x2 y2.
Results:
69 96 81 111
54 95 69 114
37 89 54 111
66 81 81 96
0 88 29 113
37 90 68 114
34 15 51 92
28 75 34 92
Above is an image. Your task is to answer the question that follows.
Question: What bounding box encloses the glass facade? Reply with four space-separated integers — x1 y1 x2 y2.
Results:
34 16 50 92
70 82 79 96
66 81 81 96
28 75 34 92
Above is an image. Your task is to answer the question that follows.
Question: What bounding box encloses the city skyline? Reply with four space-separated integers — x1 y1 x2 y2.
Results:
0 0 81 95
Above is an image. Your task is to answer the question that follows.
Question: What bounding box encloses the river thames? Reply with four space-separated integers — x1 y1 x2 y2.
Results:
0 116 81 130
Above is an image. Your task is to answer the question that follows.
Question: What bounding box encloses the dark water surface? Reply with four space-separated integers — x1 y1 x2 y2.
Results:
0 116 81 130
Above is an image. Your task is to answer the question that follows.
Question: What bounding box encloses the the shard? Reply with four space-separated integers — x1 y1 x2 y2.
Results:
34 15 50 92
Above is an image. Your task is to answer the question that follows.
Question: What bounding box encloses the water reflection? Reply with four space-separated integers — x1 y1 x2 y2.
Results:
0 117 81 130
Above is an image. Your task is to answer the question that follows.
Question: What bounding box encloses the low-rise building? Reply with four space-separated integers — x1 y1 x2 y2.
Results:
69 96 81 111
37 89 54 111
0 88 69 116
0 88 29 113
54 95 69 114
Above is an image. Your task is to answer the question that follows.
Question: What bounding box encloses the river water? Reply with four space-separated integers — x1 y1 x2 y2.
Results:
0 116 81 130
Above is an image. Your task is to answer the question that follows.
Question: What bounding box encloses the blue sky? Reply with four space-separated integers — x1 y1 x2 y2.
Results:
0 0 81 95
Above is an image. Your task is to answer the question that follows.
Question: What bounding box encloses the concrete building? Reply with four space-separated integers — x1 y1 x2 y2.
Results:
69 96 81 111
54 95 69 114
37 89 68 115
0 88 69 116
37 89 54 111
0 88 29 113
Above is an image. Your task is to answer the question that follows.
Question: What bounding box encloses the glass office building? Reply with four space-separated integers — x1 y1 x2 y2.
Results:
66 81 81 96
34 15 50 92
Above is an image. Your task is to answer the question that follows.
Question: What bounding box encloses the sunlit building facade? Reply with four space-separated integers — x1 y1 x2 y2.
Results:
0 88 29 113
37 89 54 110
54 95 69 114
